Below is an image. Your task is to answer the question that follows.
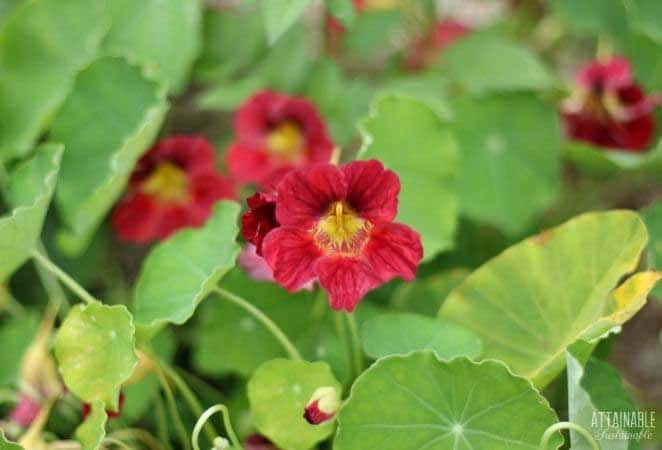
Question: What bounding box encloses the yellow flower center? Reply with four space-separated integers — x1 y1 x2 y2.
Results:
141 161 189 203
364 0 400 10
314 201 371 254
266 121 304 159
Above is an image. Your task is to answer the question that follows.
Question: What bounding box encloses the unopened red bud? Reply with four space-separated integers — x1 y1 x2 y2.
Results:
303 386 340 425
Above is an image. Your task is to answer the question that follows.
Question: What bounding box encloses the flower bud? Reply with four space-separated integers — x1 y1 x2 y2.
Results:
303 386 340 425
213 437 230 450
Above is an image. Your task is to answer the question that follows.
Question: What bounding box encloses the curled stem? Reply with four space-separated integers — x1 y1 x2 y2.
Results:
539 421 600 450
214 287 303 361
31 250 97 305
192 404 242 450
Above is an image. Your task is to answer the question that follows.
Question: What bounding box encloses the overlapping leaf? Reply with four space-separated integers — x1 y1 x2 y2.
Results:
335 353 563 450
75 400 107 450
0 313 38 386
133 201 241 327
0 0 108 161
248 359 341 450
55 302 137 409
642 201 662 299
360 95 458 260
52 56 167 254
0 144 62 281
262 0 313 44
0 431 23 450
439 210 659 387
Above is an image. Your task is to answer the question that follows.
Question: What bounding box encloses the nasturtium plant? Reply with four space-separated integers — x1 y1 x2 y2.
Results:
439 211 659 387
334 352 563 450
0 2 660 449
55 302 137 409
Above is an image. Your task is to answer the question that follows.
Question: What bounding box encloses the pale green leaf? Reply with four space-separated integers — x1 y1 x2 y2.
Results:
0 0 108 161
133 201 241 327
451 93 561 234
0 143 62 281
360 95 458 260
248 359 341 450
440 33 557 94
0 312 39 386
0 431 23 450
262 0 313 44
52 56 168 255
439 211 659 388
192 269 315 377
361 313 482 360
334 353 562 450
55 302 137 409
103 0 201 92
642 201 662 299
75 400 107 450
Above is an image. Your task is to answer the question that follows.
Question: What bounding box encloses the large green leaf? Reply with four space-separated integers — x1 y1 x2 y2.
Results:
360 95 458 260
103 0 201 92
440 33 557 95
0 0 108 161
549 0 628 37
192 269 316 377
0 313 39 386
334 353 562 450
628 0 662 44
390 269 469 316
361 313 481 360
439 211 659 387
642 201 662 299
261 0 313 44
52 56 168 254
567 346 640 450
54 302 137 409
564 140 662 176
0 143 62 281
451 93 561 234
133 201 241 327
75 400 107 450
248 359 341 450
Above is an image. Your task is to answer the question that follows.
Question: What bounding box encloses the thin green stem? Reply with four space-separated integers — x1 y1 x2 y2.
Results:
102 437 133 450
154 394 173 450
539 422 600 450
155 366 191 450
214 287 303 360
108 429 165 450
192 404 242 450
34 241 70 316
31 250 96 305
158 361 217 444
345 312 363 376
332 312 351 373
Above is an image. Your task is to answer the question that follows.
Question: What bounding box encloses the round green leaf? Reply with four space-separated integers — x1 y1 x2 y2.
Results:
451 93 561 234
248 359 341 450
439 210 657 387
361 313 482 360
642 201 662 299
133 201 241 327
52 56 168 255
360 95 458 260
335 352 562 450
0 0 108 161
75 400 107 450
55 302 137 409
0 430 23 450
0 143 62 281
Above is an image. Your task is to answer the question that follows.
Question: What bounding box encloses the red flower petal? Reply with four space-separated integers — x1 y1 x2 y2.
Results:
225 142 274 184
262 227 321 291
576 56 632 91
111 193 162 244
314 256 380 312
241 192 279 255
364 222 423 282
342 160 399 223
276 164 347 228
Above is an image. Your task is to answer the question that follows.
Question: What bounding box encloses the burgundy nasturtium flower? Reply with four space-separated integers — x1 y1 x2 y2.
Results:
562 56 660 152
303 386 341 425
260 160 423 312
226 91 335 189
244 434 279 450
112 135 235 243
241 192 279 256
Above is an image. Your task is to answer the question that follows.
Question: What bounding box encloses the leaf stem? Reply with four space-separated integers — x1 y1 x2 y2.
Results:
33 241 70 316
31 250 97 305
539 421 600 450
192 404 243 450
155 366 191 450
345 312 364 376
108 429 166 450
213 287 303 361
157 360 218 444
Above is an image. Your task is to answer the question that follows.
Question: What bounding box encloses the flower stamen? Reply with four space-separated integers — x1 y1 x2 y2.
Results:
266 121 304 159
141 162 190 204
314 201 371 254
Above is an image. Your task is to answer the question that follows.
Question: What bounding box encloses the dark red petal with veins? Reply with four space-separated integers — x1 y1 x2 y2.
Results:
276 164 347 227
262 227 321 291
241 192 279 255
364 222 423 282
314 256 380 312
342 159 399 223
